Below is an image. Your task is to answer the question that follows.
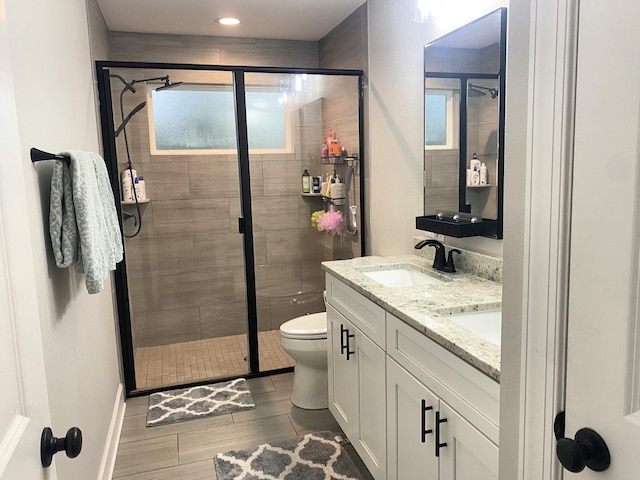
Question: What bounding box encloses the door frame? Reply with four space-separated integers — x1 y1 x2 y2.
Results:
504 0 579 478
95 61 365 397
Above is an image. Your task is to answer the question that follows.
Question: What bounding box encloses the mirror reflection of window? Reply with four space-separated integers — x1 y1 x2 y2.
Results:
425 90 454 149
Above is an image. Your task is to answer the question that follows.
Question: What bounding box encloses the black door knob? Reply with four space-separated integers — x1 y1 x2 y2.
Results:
41 426 83 468
556 427 610 473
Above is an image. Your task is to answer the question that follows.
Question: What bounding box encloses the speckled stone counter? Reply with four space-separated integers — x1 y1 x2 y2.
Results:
322 255 502 382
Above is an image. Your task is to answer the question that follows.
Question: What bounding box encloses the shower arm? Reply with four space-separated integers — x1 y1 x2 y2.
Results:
468 83 499 99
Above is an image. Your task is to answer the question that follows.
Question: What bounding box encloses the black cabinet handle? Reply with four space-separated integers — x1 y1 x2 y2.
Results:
421 399 433 443
340 324 347 355
345 329 355 360
41 427 82 468
435 411 447 457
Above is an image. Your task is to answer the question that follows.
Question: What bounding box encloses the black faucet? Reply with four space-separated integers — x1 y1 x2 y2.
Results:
444 249 461 273
414 239 446 271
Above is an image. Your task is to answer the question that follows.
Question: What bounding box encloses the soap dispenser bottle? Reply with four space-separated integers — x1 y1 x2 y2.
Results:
302 169 311 193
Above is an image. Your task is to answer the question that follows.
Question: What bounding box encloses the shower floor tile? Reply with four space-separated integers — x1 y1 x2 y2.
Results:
134 329 295 391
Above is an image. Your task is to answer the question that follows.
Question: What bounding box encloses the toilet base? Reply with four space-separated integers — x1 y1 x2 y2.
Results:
290 362 328 410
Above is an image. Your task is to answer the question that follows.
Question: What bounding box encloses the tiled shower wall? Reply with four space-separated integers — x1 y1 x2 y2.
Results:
108 12 366 348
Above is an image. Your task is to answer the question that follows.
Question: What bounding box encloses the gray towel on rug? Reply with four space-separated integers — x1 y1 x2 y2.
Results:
49 150 123 294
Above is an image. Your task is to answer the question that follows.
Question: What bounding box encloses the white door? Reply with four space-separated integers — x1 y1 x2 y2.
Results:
563 0 640 476
0 1 54 477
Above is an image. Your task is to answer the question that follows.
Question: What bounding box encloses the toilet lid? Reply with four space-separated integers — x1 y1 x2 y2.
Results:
280 312 327 339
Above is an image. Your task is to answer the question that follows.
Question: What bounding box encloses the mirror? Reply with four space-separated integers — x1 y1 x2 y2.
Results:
417 8 506 239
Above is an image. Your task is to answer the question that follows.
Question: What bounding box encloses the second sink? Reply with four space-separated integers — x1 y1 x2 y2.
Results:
446 310 502 346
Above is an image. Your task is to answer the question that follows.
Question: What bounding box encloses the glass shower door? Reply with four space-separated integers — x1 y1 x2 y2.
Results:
242 71 361 372
109 67 251 391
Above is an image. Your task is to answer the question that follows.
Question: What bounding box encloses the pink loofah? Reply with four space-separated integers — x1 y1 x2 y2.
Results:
317 205 344 236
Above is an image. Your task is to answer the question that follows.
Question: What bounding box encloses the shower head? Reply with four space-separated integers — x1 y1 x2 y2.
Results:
155 76 183 91
468 83 499 99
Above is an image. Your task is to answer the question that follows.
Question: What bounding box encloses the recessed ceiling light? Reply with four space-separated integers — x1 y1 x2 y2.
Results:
217 17 240 26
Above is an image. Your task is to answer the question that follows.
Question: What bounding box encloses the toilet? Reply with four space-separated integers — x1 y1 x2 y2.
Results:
280 311 328 409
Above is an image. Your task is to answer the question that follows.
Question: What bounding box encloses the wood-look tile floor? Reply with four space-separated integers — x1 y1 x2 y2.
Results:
112 372 374 480
135 330 295 390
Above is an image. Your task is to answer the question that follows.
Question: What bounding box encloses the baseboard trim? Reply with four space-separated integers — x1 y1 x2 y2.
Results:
97 383 125 480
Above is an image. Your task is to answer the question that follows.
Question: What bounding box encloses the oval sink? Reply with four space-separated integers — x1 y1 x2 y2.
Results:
361 265 444 287
446 310 501 346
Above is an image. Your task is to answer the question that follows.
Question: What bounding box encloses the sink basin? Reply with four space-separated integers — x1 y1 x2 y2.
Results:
361 265 444 287
446 310 502 346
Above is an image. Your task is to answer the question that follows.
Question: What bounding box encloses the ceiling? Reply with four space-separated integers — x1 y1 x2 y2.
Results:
96 0 367 42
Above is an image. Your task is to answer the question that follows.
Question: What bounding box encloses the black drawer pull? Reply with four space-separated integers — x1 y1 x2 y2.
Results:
435 411 448 457
421 399 433 443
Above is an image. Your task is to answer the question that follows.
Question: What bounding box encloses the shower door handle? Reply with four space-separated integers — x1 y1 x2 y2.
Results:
238 217 245 234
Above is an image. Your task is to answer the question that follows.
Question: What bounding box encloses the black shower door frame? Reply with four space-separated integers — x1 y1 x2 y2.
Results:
95 61 365 397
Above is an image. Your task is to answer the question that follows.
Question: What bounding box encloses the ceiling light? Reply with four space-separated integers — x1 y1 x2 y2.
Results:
217 17 240 26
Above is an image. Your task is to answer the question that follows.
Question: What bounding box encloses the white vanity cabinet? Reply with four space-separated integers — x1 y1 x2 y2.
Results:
325 274 499 480
326 276 387 480
386 315 499 480
387 358 498 480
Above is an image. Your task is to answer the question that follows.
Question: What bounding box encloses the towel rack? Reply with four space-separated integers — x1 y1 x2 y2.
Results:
31 148 70 166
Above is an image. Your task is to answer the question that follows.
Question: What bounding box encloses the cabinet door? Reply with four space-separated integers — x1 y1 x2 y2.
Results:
438 402 498 480
387 357 439 480
327 304 358 439
353 325 386 479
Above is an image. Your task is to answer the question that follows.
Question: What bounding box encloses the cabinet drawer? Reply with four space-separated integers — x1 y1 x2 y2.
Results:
386 314 500 444
326 275 385 348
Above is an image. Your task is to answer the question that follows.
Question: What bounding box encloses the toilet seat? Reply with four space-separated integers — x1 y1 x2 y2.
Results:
280 312 327 340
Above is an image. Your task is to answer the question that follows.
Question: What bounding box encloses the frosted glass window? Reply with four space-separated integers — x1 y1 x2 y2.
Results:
425 90 454 150
149 86 289 154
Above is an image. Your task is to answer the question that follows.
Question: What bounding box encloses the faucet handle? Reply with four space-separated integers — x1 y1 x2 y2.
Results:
444 249 461 273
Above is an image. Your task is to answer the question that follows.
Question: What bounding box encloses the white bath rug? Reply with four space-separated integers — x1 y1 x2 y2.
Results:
214 431 366 480
146 378 255 427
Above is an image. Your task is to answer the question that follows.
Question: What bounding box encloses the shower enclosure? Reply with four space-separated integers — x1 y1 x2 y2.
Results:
96 62 364 395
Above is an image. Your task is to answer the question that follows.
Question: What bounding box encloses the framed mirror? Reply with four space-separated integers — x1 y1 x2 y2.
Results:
417 8 507 239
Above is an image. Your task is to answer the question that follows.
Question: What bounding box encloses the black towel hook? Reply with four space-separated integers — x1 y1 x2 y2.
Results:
30 148 70 166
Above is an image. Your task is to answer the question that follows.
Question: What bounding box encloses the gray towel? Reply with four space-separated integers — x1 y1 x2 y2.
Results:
49 150 123 294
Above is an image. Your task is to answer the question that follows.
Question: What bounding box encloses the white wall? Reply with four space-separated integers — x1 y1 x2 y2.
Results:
367 0 505 257
5 0 122 478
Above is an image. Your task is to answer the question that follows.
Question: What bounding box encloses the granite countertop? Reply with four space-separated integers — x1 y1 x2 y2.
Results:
321 255 502 382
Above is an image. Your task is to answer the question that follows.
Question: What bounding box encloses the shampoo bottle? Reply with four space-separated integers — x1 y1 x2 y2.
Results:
480 163 488 185
122 177 133 202
470 152 481 173
136 176 147 200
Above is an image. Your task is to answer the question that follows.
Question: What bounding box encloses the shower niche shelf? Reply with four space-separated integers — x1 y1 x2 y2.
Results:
122 199 150 205
301 193 322 197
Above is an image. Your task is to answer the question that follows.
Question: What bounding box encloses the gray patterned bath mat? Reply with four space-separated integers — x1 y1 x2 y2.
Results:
146 378 255 427
214 431 365 480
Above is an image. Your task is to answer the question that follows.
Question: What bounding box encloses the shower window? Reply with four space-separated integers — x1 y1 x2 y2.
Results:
148 84 292 155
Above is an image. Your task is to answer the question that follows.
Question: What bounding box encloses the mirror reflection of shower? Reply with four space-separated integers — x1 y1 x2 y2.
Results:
110 74 183 238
